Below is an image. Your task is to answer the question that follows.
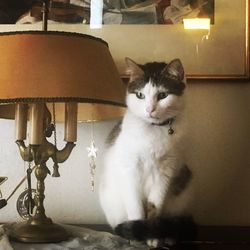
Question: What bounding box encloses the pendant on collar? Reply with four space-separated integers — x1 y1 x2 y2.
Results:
168 118 175 135
152 118 175 135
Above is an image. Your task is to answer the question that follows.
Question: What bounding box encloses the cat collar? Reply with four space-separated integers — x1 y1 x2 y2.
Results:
152 117 175 135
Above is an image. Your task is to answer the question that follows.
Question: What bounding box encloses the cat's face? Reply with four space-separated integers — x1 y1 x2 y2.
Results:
125 58 186 124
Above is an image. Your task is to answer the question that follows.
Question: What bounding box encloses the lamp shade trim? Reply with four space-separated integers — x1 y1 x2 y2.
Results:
0 97 126 107
0 30 108 47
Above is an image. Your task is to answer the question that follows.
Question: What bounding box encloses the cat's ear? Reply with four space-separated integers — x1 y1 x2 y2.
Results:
163 59 185 82
125 57 144 81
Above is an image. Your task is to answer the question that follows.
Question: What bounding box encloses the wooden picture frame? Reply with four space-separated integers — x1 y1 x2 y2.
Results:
0 0 249 80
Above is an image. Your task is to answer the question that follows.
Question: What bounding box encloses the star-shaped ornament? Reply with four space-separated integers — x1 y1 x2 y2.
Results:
86 141 98 158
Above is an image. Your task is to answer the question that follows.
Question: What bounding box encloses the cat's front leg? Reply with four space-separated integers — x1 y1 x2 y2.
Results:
120 167 146 221
149 158 178 211
147 170 171 218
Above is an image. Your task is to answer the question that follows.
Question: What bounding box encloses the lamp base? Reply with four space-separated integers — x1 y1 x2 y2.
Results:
9 218 69 243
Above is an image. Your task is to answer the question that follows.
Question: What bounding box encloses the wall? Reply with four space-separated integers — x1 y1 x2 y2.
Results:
186 81 250 225
0 81 249 226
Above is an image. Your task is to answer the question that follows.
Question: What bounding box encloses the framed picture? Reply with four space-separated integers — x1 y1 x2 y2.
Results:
0 0 249 80
59 0 250 80
91 0 248 80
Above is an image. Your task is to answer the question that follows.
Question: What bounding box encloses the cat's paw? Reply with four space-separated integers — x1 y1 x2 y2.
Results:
115 220 147 241
115 221 139 240
147 238 176 249
146 238 165 248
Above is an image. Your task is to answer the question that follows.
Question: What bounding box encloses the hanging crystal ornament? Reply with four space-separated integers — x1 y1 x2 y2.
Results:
86 122 98 192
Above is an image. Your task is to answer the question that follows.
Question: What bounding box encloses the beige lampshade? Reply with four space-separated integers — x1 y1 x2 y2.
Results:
0 31 126 122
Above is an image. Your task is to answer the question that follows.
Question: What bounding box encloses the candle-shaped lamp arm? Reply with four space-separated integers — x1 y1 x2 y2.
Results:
16 140 33 162
55 142 76 163
51 142 76 177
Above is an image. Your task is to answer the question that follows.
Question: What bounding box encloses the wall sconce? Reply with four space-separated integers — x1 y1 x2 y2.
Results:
0 0 125 244
183 18 211 30
183 18 211 55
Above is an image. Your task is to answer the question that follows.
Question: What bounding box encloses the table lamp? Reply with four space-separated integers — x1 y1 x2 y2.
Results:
0 0 126 243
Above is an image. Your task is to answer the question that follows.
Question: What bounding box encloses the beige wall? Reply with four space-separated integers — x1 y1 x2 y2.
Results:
186 81 250 225
0 81 249 226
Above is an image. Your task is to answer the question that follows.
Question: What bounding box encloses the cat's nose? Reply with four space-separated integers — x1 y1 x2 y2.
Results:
146 106 155 114
146 106 157 118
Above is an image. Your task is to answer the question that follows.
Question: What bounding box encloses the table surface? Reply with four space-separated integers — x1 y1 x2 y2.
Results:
86 224 250 250
2 224 250 250
152 225 250 250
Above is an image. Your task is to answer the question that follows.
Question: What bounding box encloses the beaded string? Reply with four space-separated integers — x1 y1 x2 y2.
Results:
86 122 98 192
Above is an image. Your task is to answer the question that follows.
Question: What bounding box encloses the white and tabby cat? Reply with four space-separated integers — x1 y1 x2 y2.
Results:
99 57 196 248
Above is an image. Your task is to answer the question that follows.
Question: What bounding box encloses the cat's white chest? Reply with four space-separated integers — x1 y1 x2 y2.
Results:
127 123 174 159
116 114 181 183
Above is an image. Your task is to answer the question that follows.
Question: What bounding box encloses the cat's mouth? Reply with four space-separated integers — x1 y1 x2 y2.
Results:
150 115 159 119
146 114 159 120
146 116 161 124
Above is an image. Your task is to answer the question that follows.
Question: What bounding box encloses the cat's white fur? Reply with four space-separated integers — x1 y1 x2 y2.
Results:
99 59 191 229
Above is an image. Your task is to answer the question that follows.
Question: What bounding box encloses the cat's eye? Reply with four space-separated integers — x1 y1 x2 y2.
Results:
157 92 168 100
135 92 145 99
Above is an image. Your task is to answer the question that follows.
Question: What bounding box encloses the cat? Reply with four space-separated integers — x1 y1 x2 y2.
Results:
99 57 196 248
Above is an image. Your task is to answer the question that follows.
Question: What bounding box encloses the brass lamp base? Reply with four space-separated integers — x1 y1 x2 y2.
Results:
9 218 69 243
